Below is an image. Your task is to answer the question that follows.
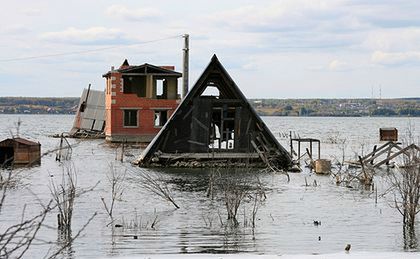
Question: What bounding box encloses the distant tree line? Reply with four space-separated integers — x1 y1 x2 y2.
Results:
0 97 419 116
0 97 79 114
250 98 420 117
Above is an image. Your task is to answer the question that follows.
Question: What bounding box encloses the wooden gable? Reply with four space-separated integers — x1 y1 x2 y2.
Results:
136 55 291 169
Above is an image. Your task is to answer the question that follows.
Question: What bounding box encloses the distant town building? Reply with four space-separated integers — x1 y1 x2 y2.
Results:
102 60 182 142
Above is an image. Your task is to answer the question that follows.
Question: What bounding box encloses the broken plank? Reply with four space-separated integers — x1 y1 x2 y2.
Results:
192 117 209 131
159 152 260 159
251 140 268 164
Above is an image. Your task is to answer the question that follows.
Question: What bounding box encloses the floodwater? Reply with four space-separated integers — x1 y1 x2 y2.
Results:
1 115 420 258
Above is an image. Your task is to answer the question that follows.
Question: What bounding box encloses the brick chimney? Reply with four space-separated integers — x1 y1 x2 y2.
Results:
159 66 175 71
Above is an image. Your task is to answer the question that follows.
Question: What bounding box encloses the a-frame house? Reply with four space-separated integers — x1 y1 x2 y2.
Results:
136 55 292 168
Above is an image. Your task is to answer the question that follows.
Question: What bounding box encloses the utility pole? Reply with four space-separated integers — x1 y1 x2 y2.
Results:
182 34 189 98
371 85 374 99
379 85 382 99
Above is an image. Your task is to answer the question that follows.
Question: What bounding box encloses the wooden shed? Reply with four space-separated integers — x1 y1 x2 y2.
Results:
0 138 41 166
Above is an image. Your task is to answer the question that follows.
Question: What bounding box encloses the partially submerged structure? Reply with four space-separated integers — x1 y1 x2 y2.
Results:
136 55 292 168
69 86 106 138
0 137 41 167
103 60 182 142
358 141 420 168
379 127 398 142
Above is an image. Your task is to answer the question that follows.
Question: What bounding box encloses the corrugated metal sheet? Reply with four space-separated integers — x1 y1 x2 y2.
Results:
70 88 106 134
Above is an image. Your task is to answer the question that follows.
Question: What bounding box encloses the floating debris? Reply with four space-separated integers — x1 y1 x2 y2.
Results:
69 85 106 139
314 159 331 174
345 244 351 251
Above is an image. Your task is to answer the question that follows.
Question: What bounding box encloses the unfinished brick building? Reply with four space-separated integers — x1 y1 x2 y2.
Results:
103 60 182 142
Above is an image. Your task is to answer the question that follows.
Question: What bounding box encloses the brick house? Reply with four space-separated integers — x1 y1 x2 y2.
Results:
103 60 182 142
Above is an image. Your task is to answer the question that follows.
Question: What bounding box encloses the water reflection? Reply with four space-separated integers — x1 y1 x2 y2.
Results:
221 226 253 253
54 228 75 259
106 227 120 257
2 115 420 257
403 227 418 251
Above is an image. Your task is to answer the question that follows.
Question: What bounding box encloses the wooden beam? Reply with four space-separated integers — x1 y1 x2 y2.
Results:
121 73 181 77
363 143 399 164
182 108 193 120
192 117 209 131
251 140 268 164
159 152 259 159
374 144 420 168
361 141 394 160
187 140 207 146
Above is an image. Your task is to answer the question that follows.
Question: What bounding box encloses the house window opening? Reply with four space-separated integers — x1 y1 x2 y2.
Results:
154 110 168 127
123 110 138 127
201 81 220 99
123 76 146 97
154 79 168 99
0 147 14 166
209 107 235 150
201 84 220 98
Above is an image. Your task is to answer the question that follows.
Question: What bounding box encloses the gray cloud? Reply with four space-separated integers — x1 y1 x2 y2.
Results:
0 25 32 36
105 4 162 22
40 27 134 45
371 51 420 66
2 0 420 98
21 8 42 16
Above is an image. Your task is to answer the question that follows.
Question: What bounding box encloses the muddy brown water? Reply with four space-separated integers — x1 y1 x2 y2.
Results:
0 115 419 258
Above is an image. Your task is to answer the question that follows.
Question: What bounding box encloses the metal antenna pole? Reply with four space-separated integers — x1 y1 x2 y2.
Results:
182 34 189 98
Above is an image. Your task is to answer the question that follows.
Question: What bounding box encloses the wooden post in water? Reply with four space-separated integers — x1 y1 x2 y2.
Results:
358 155 369 184
56 133 64 161
309 141 313 160
290 131 293 158
297 141 301 163
370 145 377 165
386 146 392 165
120 140 125 162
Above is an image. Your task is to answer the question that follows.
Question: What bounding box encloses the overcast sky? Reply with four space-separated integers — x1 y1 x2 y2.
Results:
0 0 419 98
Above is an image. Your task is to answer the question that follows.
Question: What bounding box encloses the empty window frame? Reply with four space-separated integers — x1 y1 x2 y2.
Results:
154 110 168 127
123 76 146 97
209 107 235 150
201 86 220 98
123 109 138 127
157 79 164 96
155 79 167 99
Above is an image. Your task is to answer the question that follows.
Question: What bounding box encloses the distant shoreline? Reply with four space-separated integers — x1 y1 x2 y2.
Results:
1 114 419 118
0 97 419 117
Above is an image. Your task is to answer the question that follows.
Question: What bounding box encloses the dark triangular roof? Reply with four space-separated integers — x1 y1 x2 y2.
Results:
103 63 182 78
136 55 291 168
121 59 130 67
119 63 181 76
0 137 40 146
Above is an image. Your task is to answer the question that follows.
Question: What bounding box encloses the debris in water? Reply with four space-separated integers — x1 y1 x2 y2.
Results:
313 220 321 226
345 244 351 251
